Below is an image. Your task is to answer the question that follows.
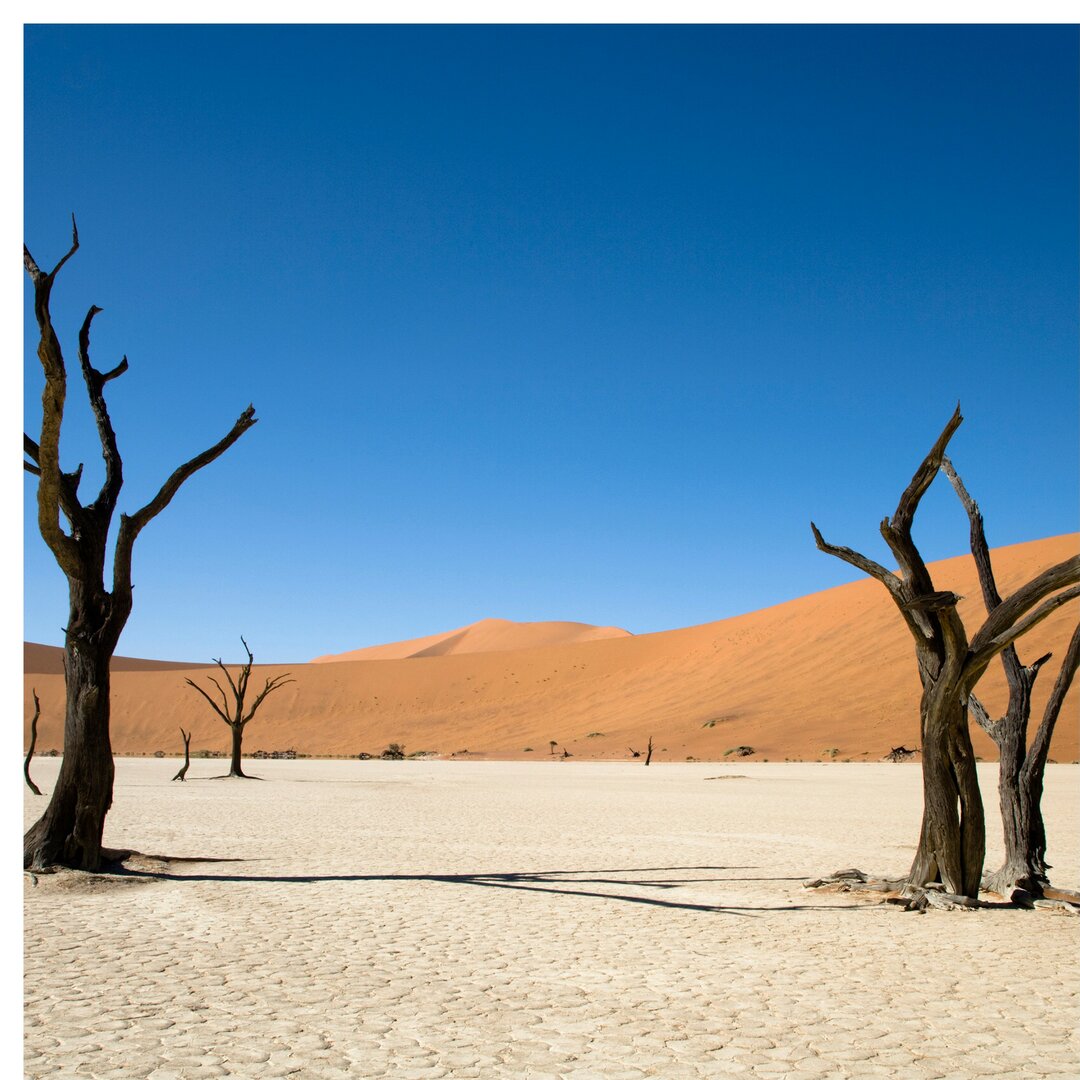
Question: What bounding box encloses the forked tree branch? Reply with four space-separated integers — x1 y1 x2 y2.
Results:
964 579 1080 693
812 407 966 652
241 673 295 727
184 677 233 726
1025 622 1080 780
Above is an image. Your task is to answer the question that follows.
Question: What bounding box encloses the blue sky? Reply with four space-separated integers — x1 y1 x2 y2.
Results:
22 24 1079 664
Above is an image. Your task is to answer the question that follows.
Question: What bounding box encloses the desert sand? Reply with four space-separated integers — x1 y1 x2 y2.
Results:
23 757 1080 1078
23 535 1080 763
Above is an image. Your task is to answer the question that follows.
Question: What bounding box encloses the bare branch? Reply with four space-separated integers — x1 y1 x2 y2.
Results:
892 404 963 537
965 582 1080 693
25 225 82 574
241 674 295 727
967 556 1080 667
184 677 232 726
236 636 255 704
112 405 257 609
1025 622 1080 779
76 305 125 513
878 405 963 593
101 356 129 384
205 674 234 720
210 659 241 705
967 693 998 740
810 522 899 590
24 690 43 796
49 214 80 279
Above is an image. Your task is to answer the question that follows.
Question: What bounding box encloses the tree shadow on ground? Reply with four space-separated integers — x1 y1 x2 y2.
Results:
83 856 871 915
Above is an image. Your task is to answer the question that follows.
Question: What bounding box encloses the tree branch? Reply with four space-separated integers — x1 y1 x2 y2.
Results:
205 674 234 720
184 677 233 726
241 673 296 727
25 221 83 574
111 405 257 609
76 305 126 513
964 581 1080 693
1024 622 1080 781
236 636 255 705
878 405 963 594
967 556 1080 664
967 693 998 741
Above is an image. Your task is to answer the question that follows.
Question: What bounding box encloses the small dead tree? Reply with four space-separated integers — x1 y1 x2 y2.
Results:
812 406 1079 898
943 456 1080 897
23 220 257 870
25 690 43 796
644 736 655 766
172 728 192 782
185 638 293 777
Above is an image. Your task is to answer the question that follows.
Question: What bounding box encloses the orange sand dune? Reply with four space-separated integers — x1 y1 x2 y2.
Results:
311 617 632 662
23 642 211 675
23 535 1079 763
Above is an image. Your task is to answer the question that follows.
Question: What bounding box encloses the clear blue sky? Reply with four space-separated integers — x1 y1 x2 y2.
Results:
22 24 1079 664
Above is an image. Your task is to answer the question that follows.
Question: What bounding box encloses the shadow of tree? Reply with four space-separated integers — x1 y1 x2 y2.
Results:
99 857 870 916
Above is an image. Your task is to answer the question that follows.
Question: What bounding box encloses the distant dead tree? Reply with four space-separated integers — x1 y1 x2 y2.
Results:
185 638 293 778
23 219 257 870
25 690 43 796
812 406 1079 899
172 728 193 782
943 456 1080 898
644 736 655 766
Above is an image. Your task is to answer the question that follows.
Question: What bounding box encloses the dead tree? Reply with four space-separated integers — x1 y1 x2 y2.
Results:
943 456 1080 897
172 728 192 782
644 736 655 766
812 406 1080 898
23 219 257 870
25 690 43 796
185 638 293 778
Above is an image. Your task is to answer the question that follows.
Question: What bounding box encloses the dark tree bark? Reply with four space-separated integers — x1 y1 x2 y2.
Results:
943 456 1080 897
812 406 1080 898
25 689 43 796
172 727 192 782
644 736 654 766
23 220 257 870
185 637 293 778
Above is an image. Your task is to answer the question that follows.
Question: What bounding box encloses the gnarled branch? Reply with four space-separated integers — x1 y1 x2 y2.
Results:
76 305 126 513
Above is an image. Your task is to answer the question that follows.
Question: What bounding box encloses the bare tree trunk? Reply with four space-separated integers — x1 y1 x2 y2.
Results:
229 723 247 778
644 736 654 766
909 689 984 897
24 625 115 870
25 689 43 796
171 727 191 782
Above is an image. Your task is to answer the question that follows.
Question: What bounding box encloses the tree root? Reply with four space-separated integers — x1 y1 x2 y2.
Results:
804 867 1080 913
